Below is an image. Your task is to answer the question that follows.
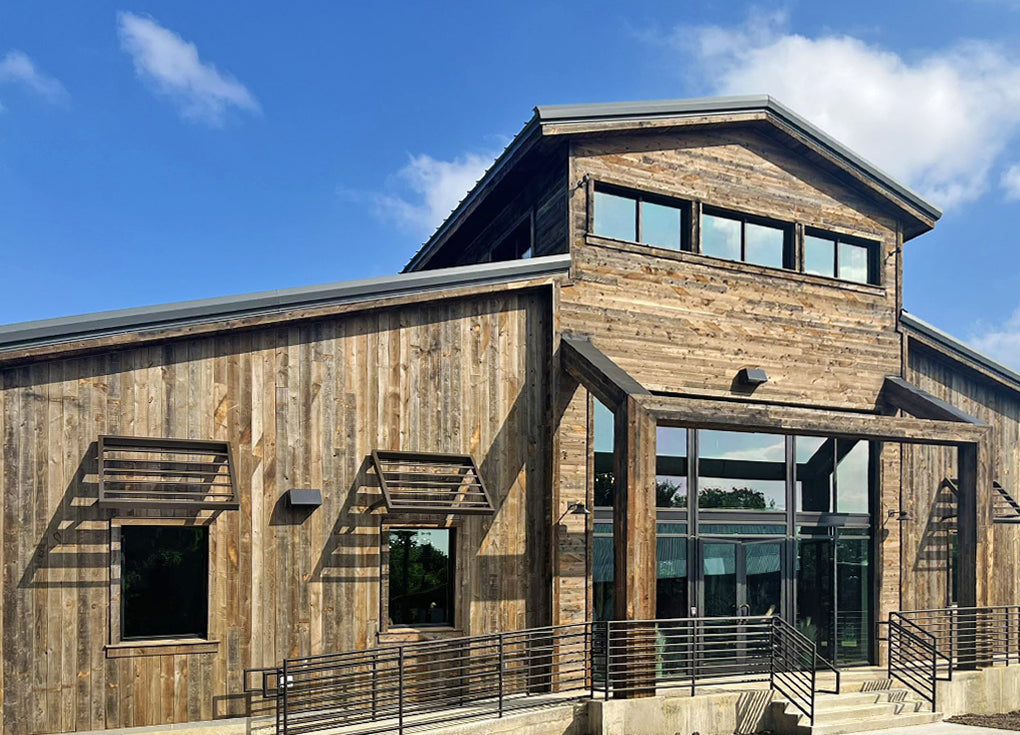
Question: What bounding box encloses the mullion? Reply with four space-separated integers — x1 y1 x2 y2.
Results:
635 195 642 243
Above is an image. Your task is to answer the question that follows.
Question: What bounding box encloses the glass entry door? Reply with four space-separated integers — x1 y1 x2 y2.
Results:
700 539 784 618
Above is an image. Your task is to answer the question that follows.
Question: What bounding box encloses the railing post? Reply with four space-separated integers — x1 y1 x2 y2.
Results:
397 646 404 735
278 659 287 735
769 618 776 690
604 622 612 701
371 653 378 719
498 633 504 717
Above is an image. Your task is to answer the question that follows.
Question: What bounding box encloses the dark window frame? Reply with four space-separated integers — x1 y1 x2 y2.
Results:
112 522 211 645
591 182 692 252
701 206 795 270
489 211 534 263
382 525 457 630
803 227 881 285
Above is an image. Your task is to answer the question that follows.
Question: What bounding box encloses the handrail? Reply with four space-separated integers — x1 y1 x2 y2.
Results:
895 605 1020 674
888 612 938 712
260 615 837 735
813 651 841 695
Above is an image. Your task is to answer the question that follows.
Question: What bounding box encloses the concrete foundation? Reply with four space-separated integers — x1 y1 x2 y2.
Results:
935 665 1020 717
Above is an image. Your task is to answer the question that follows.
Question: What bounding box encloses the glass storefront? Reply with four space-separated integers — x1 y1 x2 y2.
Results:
591 399 875 664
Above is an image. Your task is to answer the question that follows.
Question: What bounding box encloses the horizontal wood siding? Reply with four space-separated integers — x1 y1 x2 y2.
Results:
562 129 902 409
903 340 1020 610
0 290 551 735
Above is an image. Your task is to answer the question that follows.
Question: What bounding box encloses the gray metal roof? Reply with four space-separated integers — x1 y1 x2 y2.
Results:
901 310 1020 391
405 95 941 272
0 254 570 355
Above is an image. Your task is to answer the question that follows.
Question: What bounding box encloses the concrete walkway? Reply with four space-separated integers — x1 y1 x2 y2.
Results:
853 723 1018 735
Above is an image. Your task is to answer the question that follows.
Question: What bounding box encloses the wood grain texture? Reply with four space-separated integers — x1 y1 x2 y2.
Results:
0 289 552 735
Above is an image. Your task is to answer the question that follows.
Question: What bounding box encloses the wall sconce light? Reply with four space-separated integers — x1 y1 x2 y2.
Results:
888 509 912 521
737 367 769 387
558 501 591 522
287 489 323 509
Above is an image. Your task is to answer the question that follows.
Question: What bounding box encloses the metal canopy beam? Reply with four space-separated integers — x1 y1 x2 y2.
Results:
561 334 649 411
881 376 985 425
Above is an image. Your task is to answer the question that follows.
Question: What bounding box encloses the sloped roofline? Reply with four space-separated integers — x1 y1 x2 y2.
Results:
404 95 942 272
902 310 1020 393
0 254 570 359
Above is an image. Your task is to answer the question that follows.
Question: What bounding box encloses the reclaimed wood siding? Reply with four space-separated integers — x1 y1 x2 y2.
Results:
562 129 903 409
902 341 1020 610
0 290 551 735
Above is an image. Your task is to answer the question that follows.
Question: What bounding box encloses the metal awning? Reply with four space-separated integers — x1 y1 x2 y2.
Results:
371 450 494 515
98 435 238 510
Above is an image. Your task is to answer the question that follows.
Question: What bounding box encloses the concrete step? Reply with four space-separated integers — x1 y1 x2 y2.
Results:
813 690 909 709
810 700 923 725
802 711 942 735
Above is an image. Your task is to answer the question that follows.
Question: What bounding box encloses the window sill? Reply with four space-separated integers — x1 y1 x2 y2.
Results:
377 627 463 644
583 234 887 295
105 638 220 658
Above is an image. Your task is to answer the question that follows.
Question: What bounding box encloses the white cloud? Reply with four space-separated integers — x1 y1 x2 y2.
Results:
1002 163 1020 199
369 152 494 235
970 308 1020 369
117 12 259 125
670 13 1020 206
0 50 68 105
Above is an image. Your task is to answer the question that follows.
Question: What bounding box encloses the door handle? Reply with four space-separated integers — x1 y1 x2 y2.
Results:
738 603 750 617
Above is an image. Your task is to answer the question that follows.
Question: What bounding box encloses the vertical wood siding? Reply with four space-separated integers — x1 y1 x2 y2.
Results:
0 290 551 735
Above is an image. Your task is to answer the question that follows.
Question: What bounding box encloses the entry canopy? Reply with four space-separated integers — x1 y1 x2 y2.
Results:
371 450 494 515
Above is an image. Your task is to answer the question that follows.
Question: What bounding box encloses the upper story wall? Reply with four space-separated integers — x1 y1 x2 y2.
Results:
560 126 907 410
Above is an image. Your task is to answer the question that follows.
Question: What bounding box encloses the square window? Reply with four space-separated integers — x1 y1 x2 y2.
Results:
121 526 208 640
804 235 836 277
387 528 455 627
640 201 682 250
838 242 870 284
593 190 637 242
701 213 742 261
745 222 786 269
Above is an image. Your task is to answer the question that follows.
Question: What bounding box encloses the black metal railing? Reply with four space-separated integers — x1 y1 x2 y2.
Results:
887 613 938 711
895 605 1020 674
251 616 830 735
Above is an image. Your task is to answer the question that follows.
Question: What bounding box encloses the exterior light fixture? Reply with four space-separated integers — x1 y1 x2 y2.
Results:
286 489 323 509
888 509 912 521
557 501 591 522
737 367 769 386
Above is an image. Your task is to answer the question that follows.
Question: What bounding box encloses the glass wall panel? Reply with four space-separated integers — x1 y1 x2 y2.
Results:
745 222 785 268
656 426 688 509
836 531 871 663
698 430 786 510
746 542 783 616
701 214 742 261
657 525 688 618
703 542 737 617
641 201 682 250
796 436 834 512
797 533 834 659
593 527 613 621
594 399 615 507
836 440 869 513
594 191 636 242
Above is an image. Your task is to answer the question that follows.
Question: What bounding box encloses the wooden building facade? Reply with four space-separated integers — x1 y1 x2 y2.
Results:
1 96 1018 735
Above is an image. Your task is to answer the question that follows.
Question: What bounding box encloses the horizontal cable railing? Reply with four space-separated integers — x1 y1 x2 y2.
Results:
887 613 938 711
254 616 831 735
896 605 1020 675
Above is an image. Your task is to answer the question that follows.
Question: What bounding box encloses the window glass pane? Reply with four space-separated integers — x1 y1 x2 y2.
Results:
796 436 833 512
657 534 688 618
838 242 870 284
836 535 871 664
745 222 786 269
122 526 208 640
701 213 741 261
388 529 453 626
804 235 836 277
594 399 615 507
593 535 614 621
656 426 688 508
699 523 786 535
640 201 682 250
797 537 834 658
594 190 636 242
697 430 787 510
836 440 870 513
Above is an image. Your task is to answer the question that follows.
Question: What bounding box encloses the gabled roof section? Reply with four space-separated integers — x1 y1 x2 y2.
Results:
403 96 941 272
0 254 569 364
902 310 1020 394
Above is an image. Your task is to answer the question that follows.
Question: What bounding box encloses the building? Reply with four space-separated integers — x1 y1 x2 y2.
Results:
2 96 1020 735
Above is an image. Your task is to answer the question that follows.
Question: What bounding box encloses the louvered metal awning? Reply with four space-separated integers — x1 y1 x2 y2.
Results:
98 435 239 510
370 450 493 515
943 477 1020 524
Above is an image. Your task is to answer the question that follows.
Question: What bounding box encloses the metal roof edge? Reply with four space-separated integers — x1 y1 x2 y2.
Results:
536 95 942 224
901 310 1020 390
0 254 571 354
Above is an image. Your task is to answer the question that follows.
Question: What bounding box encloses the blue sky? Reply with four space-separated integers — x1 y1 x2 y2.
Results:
4 1 1020 366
